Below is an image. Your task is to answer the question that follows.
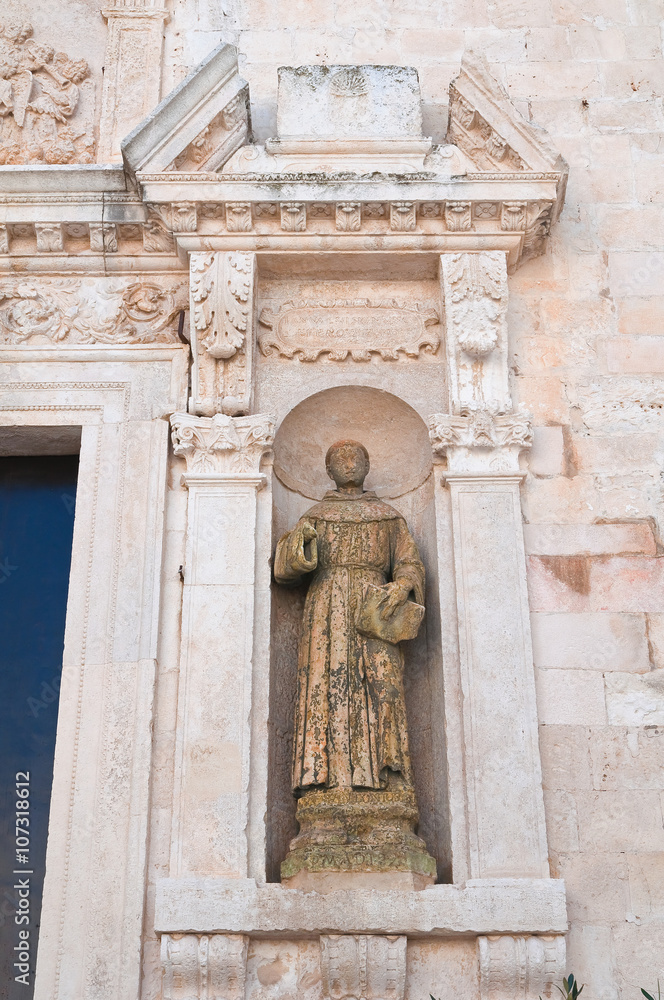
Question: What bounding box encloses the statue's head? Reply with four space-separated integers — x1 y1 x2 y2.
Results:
325 440 370 490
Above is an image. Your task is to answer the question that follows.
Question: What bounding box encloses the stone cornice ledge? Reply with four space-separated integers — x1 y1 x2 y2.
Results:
154 877 568 938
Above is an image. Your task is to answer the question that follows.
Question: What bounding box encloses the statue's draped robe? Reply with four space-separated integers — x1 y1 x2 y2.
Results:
274 490 425 792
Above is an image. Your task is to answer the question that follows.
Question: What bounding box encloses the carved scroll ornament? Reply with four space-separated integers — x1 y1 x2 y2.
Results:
0 23 95 164
320 934 407 1000
0 279 186 345
190 251 254 360
161 933 248 1000
478 934 566 1000
258 299 440 362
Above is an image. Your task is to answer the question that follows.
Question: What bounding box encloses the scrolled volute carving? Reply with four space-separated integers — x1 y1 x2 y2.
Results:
161 933 248 1000
170 411 274 477
190 251 254 360
443 251 506 357
429 404 533 474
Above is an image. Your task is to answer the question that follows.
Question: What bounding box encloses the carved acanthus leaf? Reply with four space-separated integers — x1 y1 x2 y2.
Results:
429 405 533 453
170 412 274 476
190 250 254 360
443 251 506 357
0 278 186 345
0 23 95 165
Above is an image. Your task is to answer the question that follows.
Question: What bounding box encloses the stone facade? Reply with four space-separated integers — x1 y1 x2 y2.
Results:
1 2 663 999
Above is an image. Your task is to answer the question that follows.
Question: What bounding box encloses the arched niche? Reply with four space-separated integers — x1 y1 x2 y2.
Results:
267 385 451 883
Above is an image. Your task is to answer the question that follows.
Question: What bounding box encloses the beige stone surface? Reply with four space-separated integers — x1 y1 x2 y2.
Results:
2 0 664 994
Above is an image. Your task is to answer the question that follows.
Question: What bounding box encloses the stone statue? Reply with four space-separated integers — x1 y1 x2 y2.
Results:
274 440 436 889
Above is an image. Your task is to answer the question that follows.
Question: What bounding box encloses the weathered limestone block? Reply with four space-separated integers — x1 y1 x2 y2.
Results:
161 933 248 1000
99 5 169 163
478 934 566 1000
320 934 407 1000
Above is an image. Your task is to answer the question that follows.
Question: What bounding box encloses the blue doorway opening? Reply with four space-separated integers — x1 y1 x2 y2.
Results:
0 454 79 1000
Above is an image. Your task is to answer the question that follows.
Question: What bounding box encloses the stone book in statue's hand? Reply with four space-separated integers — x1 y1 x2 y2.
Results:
356 584 425 645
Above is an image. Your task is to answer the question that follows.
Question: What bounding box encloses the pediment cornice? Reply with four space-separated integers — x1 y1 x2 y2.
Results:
0 49 567 273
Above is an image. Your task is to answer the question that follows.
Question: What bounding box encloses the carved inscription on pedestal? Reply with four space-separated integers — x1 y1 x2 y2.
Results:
258 299 440 361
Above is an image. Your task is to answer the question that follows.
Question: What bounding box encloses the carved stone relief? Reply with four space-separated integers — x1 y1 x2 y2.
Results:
0 23 95 164
161 934 248 1000
258 298 440 362
320 934 407 1000
170 411 274 475
448 85 524 173
478 935 566 1000
440 251 510 412
442 252 505 358
189 251 256 416
0 278 186 345
429 404 533 474
168 87 250 171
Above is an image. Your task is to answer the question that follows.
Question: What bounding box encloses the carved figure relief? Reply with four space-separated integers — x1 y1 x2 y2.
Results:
259 299 440 362
0 23 95 164
0 278 186 345
274 440 436 886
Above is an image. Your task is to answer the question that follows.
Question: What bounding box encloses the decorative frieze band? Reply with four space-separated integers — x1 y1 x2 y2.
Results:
170 411 274 478
0 198 555 261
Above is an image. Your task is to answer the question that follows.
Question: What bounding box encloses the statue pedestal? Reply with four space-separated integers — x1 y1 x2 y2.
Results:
280 787 436 890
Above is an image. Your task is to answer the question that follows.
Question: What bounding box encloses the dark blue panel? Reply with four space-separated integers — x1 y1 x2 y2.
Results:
0 456 78 1000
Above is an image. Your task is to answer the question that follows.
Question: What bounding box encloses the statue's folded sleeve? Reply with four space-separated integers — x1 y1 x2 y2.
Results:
274 519 318 583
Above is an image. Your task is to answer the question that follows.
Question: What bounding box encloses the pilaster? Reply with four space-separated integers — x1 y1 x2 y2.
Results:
169 412 274 878
430 406 548 882
99 5 169 162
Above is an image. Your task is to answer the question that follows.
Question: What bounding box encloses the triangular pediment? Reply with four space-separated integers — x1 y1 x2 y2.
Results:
448 51 568 178
121 43 250 178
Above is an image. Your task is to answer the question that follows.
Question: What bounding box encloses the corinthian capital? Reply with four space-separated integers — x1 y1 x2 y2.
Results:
429 404 532 475
170 412 274 477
